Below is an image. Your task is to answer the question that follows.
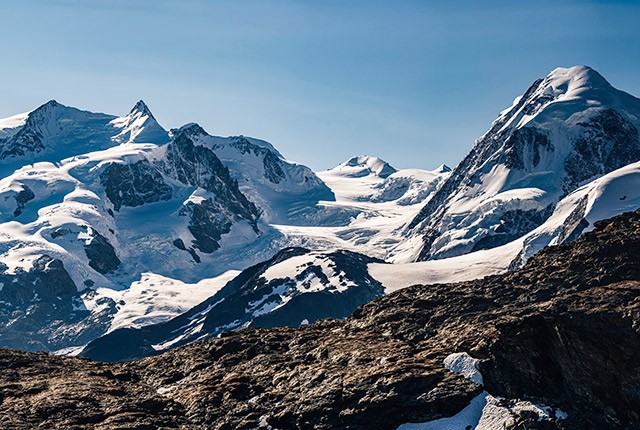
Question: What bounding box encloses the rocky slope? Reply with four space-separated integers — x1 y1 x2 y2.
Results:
405 65 640 262
2 209 640 429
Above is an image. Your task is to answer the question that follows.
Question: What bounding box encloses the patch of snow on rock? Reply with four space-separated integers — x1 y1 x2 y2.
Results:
444 352 484 385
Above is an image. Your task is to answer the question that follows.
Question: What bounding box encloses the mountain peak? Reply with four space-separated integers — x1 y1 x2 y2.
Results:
109 100 168 144
540 65 613 96
171 122 208 139
30 99 66 115
129 100 154 119
43 99 60 108
330 155 397 179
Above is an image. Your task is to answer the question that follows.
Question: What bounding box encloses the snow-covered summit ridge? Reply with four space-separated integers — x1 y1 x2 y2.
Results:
406 65 640 262
327 155 397 178
170 121 334 223
491 65 640 137
0 99 170 167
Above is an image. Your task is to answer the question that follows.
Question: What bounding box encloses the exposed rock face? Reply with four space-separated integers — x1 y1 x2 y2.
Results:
100 160 173 211
2 209 640 428
0 100 119 163
564 108 640 191
179 198 236 253
81 248 386 362
174 124 335 224
0 100 58 159
83 228 121 274
159 132 260 228
0 255 112 351
471 204 555 252
11 184 34 216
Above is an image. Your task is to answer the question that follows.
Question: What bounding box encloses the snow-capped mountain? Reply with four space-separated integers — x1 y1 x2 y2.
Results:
81 247 384 361
172 123 334 224
0 100 333 351
326 155 397 179
4 65 640 357
404 66 640 261
371 159 640 290
0 100 169 171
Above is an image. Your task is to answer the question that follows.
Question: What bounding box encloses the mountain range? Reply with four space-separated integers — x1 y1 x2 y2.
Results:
1 65 640 373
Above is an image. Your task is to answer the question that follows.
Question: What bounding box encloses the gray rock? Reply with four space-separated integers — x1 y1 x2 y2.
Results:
84 228 120 274
100 160 173 211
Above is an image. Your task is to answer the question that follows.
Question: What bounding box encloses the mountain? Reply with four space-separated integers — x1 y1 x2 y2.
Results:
81 247 385 361
4 65 640 360
325 155 397 179
110 100 170 144
0 100 169 171
173 123 335 224
3 208 640 429
0 100 334 352
372 159 640 289
404 66 640 261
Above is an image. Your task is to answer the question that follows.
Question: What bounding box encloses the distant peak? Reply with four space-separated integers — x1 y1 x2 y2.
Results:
24 100 68 125
344 155 388 166
33 99 64 112
433 164 451 174
129 100 154 119
170 122 208 139
332 155 397 178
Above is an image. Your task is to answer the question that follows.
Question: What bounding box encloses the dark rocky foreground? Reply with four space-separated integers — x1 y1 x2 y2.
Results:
3 211 640 429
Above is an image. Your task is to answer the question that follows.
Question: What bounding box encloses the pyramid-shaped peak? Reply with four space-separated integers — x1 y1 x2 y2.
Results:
31 99 66 113
110 100 168 144
23 100 71 126
129 100 154 118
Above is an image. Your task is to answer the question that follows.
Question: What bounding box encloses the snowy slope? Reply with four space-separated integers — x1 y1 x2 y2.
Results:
4 64 640 356
272 159 450 259
373 159 640 291
81 154 640 361
0 135 270 350
404 66 640 262
0 101 311 351
81 247 385 361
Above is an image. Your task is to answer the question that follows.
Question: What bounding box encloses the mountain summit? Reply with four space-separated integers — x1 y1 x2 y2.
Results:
405 65 640 261
110 100 169 144
328 155 397 178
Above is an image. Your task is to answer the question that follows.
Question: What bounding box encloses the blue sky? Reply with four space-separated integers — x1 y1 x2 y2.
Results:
0 0 639 170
